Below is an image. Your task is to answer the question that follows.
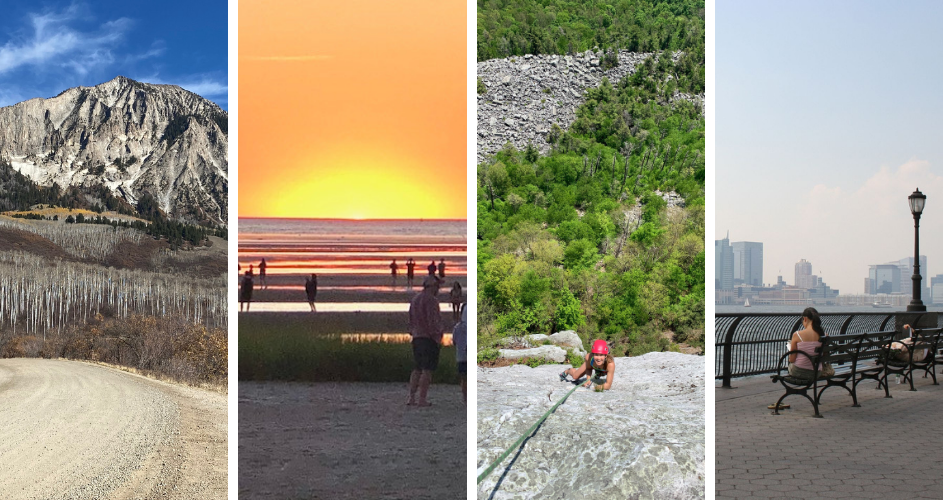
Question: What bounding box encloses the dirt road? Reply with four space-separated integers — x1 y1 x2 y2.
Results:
0 359 227 500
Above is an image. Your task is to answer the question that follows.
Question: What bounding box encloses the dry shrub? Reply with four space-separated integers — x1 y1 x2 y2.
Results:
1 313 227 386
1 336 42 358
173 323 228 383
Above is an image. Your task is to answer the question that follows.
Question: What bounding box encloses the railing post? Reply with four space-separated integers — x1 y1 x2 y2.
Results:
722 316 744 388
839 315 854 336
880 314 893 331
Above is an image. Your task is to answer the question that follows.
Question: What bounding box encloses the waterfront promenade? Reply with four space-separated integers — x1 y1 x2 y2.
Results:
716 374 943 498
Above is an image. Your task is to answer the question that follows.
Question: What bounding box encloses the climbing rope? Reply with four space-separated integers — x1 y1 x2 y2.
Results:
476 383 581 484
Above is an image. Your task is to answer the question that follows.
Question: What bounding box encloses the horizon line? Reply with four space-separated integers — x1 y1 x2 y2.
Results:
238 217 468 222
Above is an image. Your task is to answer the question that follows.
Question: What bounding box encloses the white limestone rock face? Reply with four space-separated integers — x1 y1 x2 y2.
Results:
477 352 704 499
0 76 228 224
498 345 567 363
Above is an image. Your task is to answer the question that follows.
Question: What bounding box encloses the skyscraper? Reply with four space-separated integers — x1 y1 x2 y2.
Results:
732 241 763 287
931 274 943 304
868 264 902 294
896 256 929 301
715 233 734 290
795 259 812 288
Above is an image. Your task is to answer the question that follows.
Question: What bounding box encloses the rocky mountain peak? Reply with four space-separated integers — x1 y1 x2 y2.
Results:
0 77 228 224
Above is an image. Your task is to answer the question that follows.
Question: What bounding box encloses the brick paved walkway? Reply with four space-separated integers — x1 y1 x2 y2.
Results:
716 372 943 498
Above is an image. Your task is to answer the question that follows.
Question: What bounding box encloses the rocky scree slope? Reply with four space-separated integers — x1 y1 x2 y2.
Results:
477 50 704 163
477 352 704 499
0 76 228 224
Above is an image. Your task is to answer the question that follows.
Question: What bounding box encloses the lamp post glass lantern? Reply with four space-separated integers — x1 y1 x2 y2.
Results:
908 188 926 312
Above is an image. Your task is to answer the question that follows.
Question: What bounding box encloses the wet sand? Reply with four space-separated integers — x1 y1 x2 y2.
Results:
237 274 467 303
237 310 460 335
239 382 466 500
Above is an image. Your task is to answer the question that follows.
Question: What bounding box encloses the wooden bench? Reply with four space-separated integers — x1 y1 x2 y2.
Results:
770 331 897 418
878 327 942 391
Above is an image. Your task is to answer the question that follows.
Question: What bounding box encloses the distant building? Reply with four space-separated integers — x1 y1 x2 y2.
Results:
868 264 901 294
865 256 928 299
731 241 763 287
896 256 929 301
715 233 734 290
754 286 811 306
931 274 943 304
795 259 813 289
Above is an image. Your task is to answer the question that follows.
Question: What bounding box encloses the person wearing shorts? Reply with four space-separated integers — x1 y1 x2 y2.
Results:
407 275 443 406
453 303 467 403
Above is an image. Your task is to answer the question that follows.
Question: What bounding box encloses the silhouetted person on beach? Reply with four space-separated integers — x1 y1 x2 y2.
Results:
390 259 399 287
427 260 436 276
305 273 318 312
454 303 467 404
450 282 463 320
240 272 254 312
438 259 446 278
406 258 416 288
248 264 254 277
407 275 443 407
259 259 267 289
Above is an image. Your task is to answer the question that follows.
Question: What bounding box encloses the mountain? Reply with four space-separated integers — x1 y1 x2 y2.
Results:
0 76 228 224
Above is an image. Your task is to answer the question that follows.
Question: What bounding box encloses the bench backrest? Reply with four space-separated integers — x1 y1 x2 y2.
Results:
907 327 943 361
855 330 897 362
819 333 860 366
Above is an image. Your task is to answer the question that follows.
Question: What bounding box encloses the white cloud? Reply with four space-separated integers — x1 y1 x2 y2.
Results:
764 160 943 293
139 74 228 98
0 6 131 75
178 79 228 97
0 87 26 107
243 55 333 62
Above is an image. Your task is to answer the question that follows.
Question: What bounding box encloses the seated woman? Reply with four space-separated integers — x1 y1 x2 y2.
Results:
559 340 616 391
788 307 834 379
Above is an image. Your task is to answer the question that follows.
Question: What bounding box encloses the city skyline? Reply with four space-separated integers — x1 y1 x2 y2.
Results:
717 1 943 295
717 232 933 298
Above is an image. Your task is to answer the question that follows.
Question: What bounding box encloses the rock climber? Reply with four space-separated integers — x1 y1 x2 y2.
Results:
559 339 615 391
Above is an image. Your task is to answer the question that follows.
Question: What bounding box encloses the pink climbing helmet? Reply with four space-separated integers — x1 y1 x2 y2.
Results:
591 339 609 355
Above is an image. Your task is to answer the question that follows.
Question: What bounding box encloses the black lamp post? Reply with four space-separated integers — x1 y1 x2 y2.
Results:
907 188 926 312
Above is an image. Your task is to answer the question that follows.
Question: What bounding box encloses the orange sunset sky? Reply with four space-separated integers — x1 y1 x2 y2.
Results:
239 0 466 219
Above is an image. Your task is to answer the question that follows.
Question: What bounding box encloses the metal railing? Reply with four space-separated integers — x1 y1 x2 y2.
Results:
715 312 943 387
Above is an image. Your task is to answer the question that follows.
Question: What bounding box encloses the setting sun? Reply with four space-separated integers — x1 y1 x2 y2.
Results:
238 0 466 219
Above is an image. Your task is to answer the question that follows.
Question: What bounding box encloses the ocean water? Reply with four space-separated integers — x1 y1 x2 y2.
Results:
238 218 467 276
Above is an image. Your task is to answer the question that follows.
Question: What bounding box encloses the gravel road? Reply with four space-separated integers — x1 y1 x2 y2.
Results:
0 358 227 500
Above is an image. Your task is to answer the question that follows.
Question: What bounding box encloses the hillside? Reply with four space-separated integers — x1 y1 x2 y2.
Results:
0 76 228 225
477 0 705 358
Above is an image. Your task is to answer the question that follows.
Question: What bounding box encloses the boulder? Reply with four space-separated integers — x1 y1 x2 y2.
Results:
477 352 704 499
523 334 549 345
547 330 584 352
497 345 567 363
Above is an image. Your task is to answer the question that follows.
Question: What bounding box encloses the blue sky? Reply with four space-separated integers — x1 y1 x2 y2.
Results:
717 1 943 294
0 1 228 109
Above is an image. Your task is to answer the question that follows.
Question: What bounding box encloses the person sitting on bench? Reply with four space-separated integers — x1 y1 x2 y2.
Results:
788 307 834 379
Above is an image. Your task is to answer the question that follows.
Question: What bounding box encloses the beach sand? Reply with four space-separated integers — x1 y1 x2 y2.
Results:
239 381 466 500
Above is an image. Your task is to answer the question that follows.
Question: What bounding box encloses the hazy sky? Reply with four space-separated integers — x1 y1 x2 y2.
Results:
0 1 228 108
717 1 943 294
238 0 467 220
